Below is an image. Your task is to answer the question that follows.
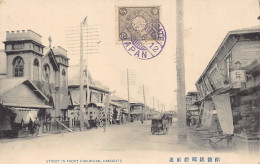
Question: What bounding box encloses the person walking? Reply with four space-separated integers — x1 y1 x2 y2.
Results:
34 117 40 137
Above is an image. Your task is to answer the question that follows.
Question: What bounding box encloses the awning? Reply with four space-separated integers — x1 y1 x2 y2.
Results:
70 90 80 105
87 103 104 107
4 102 51 109
121 108 128 114
10 108 38 124
109 101 122 107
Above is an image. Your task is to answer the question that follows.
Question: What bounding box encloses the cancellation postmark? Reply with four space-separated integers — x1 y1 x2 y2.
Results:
118 7 166 60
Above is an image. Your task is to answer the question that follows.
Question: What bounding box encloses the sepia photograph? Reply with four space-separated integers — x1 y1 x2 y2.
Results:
0 0 259 163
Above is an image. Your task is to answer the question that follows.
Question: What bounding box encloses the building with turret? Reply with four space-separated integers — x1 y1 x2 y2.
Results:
0 30 70 137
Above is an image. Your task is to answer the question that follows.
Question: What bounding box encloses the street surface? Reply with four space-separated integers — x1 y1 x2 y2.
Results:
0 120 258 164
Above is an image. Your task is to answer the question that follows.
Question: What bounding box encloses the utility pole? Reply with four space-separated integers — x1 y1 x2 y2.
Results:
66 18 100 130
127 69 130 122
158 100 159 112
79 16 87 131
143 84 146 118
84 19 90 129
153 96 154 110
176 0 187 144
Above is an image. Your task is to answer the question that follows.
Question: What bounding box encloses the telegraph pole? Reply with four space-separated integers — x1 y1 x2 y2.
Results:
127 69 130 122
79 17 87 130
67 19 100 129
143 84 146 118
153 96 154 110
176 0 187 144
84 19 90 129
158 100 159 112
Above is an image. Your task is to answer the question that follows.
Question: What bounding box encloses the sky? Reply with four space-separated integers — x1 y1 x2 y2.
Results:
0 0 259 111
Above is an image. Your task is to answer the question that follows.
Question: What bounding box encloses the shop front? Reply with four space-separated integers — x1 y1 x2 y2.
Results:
0 78 52 138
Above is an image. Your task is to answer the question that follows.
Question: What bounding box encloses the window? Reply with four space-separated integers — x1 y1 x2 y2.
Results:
204 77 213 93
225 54 232 78
13 56 24 77
101 93 103 103
12 43 24 50
34 59 39 66
210 68 224 89
62 69 66 76
33 59 39 81
62 69 66 88
43 64 51 80
33 44 40 52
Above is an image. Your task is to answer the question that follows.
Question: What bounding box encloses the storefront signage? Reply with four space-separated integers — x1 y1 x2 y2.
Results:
231 70 246 83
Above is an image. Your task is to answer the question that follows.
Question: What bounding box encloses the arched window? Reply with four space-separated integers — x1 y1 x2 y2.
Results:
34 58 39 66
62 69 66 76
43 64 51 81
13 56 24 77
62 69 66 88
33 58 39 81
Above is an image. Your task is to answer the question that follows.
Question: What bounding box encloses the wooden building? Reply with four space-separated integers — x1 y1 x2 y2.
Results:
2 30 70 121
0 30 71 135
0 78 51 138
109 101 123 124
195 26 260 152
110 95 129 124
68 68 110 128
129 100 145 121
186 91 199 126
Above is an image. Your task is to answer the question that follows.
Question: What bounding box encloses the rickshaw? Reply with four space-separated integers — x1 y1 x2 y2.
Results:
151 114 169 135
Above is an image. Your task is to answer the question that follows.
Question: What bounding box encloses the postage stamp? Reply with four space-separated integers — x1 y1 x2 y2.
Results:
118 7 166 60
118 6 160 41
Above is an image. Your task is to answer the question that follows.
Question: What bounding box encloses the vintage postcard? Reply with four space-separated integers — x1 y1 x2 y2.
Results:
0 0 259 164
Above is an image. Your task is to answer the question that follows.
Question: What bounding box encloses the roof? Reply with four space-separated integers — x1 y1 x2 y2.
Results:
4 102 51 109
196 25 260 84
109 101 122 107
53 46 68 58
231 25 260 33
69 83 110 94
43 48 59 71
129 99 144 105
186 91 199 96
0 78 27 95
0 78 49 102
88 103 104 107
110 95 127 102
68 66 93 84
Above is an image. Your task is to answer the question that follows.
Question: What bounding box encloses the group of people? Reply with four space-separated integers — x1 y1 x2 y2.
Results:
28 117 41 136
